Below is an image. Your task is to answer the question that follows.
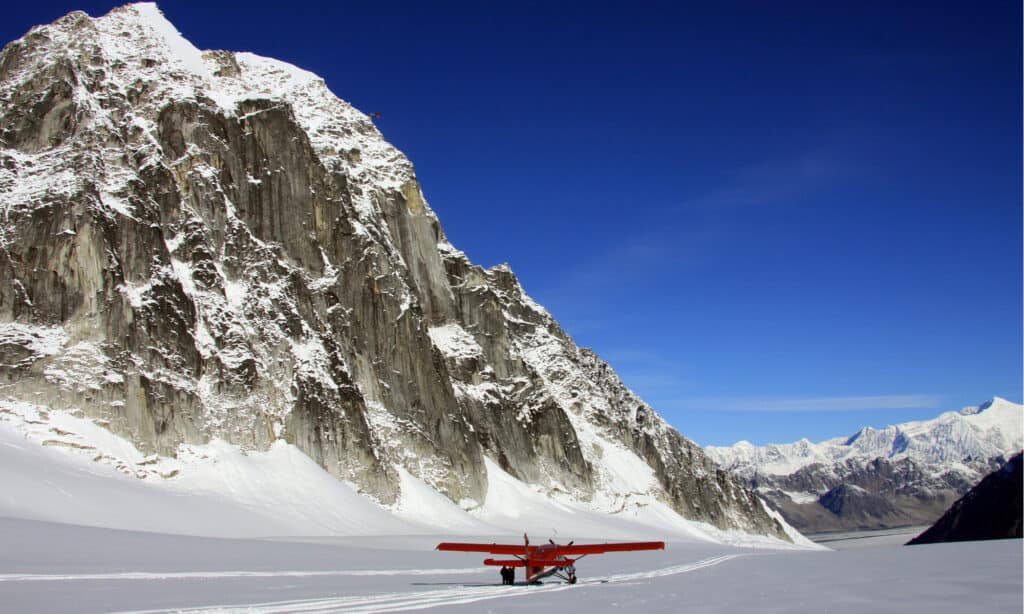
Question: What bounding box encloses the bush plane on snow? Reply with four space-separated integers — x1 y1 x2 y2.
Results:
436 534 665 584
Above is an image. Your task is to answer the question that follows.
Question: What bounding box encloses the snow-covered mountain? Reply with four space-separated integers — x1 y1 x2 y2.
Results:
706 398 1023 532
0 4 794 543
907 451 1022 545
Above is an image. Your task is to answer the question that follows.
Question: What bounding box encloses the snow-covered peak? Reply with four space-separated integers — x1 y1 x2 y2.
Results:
6 2 416 196
707 398 1023 478
0 3 797 546
123 3 211 79
95 3 294 96
959 396 1010 416
2 0 425 272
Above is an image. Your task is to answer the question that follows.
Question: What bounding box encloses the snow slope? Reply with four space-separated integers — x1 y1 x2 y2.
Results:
0 401 420 538
0 398 814 548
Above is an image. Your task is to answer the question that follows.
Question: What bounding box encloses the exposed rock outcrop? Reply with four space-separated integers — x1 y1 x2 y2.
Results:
0 3 788 539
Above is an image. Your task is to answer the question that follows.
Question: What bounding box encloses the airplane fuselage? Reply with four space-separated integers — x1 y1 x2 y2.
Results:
524 543 576 584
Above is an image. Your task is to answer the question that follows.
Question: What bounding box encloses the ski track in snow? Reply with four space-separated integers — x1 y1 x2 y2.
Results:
0 568 485 583
102 555 741 613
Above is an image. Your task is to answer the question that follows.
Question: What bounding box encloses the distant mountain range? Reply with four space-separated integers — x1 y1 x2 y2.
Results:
706 398 1023 533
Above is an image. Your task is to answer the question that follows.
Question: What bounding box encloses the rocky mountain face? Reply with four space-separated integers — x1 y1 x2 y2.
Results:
0 4 788 539
907 452 1022 545
707 398 1023 533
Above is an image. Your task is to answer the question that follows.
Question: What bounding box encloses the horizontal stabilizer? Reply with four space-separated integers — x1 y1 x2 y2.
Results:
523 558 575 568
437 542 534 555
483 559 525 567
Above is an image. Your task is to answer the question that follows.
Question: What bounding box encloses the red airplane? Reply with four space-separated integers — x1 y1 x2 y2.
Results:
436 533 665 584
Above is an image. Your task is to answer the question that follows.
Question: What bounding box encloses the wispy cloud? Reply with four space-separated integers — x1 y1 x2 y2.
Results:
661 394 943 413
592 349 696 395
690 149 852 209
529 147 859 333
529 235 707 334
543 148 856 290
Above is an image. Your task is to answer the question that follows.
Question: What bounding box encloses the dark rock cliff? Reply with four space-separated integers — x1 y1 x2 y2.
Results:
0 4 789 540
907 452 1023 545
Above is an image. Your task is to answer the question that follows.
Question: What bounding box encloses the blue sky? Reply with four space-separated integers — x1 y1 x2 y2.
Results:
4 1 1021 446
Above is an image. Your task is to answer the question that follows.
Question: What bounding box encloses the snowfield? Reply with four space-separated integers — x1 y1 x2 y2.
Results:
0 518 1019 613
1 407 1021 613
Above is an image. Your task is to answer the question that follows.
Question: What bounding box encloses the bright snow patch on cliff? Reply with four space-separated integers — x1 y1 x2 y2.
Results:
43 342 124 392
427 324 483 361
131 3 211 79
0 323 68 364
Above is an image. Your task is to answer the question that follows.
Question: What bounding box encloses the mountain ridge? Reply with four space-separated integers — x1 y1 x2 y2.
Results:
706 397 1022 532
707 397 1022 476
0 3 790 542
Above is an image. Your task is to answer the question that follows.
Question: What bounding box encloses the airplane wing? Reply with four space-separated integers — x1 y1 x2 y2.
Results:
548 541 665 555
436 542 534 555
